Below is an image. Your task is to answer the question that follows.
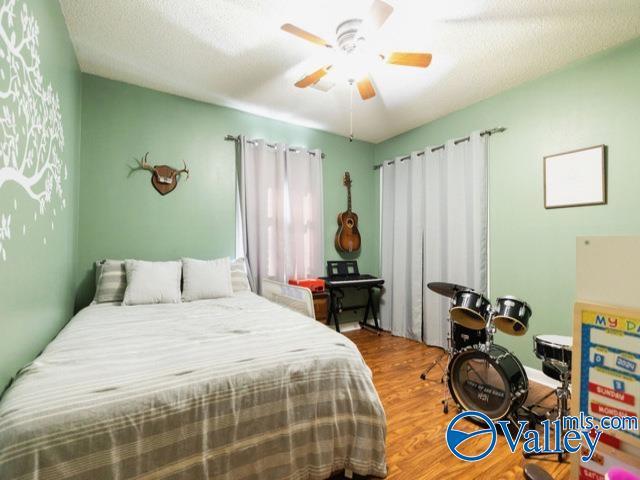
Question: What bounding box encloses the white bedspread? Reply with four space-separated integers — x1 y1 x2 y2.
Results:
0 292 386 480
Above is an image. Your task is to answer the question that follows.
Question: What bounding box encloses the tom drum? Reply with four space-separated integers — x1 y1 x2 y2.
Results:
450 290 492 330
494 296 531 336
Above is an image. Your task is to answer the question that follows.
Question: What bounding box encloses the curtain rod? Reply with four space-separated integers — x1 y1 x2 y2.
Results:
372 127 506 170
225 134 326 159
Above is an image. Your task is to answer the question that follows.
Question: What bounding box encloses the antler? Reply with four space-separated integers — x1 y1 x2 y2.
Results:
177 160 189 179
137 152 155 172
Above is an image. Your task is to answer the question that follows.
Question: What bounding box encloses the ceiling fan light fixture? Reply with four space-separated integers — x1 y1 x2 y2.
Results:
348 48 380 80
329 36 380 84
336 18 363 53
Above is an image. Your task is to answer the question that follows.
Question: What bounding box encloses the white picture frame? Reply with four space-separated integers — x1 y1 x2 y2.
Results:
543 145 606 209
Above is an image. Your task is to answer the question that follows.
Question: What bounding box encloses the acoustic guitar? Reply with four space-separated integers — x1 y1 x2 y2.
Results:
335 172 361 253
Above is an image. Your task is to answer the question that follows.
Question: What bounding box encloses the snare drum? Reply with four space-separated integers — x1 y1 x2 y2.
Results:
534 335 572 367
450 289 491 330
494 296 531 336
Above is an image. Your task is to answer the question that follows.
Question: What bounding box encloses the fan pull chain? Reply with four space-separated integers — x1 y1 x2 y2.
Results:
349 79 354 142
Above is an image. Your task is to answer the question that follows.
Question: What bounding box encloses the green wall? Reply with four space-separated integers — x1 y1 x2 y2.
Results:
374 38 640 368
0 0 82 391
3 5 637 392
76 75 378 308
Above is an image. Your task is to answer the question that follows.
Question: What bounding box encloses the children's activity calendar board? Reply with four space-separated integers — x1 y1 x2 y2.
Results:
573 303 640 443
573 237 640 479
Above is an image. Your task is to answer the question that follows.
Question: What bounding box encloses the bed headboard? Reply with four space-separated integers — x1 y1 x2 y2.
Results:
261 279 315 319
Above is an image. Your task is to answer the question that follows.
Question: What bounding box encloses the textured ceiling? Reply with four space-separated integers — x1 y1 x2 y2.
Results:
59 0 640 143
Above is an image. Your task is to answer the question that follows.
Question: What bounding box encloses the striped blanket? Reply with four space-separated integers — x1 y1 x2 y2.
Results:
0 292 386 479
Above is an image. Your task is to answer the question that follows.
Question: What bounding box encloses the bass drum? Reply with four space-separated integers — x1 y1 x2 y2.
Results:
448 344 528 421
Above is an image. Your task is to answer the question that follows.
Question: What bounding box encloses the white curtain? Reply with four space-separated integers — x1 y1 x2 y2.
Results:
380 152 424 339
380 131 488 347
285 149 324 280
236 137 324 293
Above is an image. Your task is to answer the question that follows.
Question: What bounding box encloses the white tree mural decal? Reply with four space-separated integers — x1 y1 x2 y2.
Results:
0 0 66 261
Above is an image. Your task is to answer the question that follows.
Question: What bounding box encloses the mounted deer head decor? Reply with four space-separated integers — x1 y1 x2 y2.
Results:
134 152 189 196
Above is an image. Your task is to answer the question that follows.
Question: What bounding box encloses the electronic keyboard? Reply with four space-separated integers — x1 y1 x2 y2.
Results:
323 274 384 287
320 261 384 333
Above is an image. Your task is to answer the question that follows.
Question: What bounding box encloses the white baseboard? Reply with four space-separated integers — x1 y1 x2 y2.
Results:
525 366 560 389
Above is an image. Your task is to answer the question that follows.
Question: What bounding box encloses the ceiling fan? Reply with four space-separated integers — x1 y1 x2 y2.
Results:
281 0 432 102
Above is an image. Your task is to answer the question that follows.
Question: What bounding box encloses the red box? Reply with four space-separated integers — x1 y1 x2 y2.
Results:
288 278 325 293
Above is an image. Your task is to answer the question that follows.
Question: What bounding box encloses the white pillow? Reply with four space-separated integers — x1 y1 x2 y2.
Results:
122 260 182 306
231 257 251 292
182 257 234 301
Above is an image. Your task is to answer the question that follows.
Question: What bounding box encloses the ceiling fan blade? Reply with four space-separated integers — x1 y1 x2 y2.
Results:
295 65 332 88
281 23 332 48
386 52 432 68
364 0 394 31
356 76 376 100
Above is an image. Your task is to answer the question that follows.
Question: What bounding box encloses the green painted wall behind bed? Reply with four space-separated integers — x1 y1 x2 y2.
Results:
0 0 82 392
373 38 640 369
76 75 378 308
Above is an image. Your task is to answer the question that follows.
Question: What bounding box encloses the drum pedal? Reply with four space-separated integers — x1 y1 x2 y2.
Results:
522 376 571 461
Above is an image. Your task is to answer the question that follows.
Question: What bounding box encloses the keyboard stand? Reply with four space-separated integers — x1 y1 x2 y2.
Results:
324 281 383 334
361 284 382 334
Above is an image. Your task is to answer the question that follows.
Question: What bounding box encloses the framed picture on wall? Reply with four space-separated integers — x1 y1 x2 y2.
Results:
543 144 606 209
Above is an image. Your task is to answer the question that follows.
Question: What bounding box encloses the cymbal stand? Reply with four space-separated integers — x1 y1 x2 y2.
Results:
420 313 452 382
420 347 447 380
420 313 454 414
481 311 496 352
441 342 452 414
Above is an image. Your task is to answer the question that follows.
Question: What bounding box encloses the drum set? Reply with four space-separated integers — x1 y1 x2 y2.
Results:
422 282 573 457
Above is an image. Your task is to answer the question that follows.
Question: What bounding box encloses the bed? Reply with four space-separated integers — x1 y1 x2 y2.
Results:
0 291 387 480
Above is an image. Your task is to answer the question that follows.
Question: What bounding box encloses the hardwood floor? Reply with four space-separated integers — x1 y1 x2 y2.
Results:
345 329 571 480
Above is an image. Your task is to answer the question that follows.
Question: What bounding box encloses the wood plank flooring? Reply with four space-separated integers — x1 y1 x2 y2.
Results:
344 329 571 480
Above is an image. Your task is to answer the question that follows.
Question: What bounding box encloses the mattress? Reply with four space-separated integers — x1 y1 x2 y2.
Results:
0 292 386 479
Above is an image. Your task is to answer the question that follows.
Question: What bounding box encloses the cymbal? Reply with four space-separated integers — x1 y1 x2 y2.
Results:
427 282 472 298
